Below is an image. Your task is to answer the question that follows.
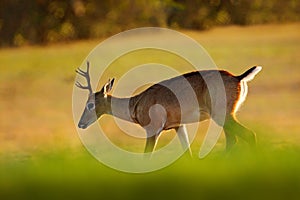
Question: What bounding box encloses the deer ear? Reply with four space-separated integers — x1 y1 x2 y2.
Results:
103 78 115 97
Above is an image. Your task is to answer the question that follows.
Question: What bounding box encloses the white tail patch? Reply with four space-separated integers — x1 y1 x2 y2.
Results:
234 80 248 113
234 66 261 113
242 66 262 82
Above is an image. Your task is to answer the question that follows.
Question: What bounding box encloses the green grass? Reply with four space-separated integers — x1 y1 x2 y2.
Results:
1 147 300 199
1 23 300 199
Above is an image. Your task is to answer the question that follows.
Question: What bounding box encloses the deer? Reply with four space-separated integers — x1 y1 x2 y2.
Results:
75 61 262 155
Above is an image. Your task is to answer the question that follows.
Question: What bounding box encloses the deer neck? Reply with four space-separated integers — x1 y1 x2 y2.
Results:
106 95 136 123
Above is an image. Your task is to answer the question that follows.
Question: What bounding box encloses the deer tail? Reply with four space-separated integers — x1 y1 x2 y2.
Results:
236 66 262 82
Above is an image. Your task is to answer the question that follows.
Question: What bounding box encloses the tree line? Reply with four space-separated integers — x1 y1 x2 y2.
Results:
0 0 299 47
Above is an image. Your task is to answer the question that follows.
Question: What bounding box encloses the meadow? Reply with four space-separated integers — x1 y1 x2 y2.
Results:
0 23 300 199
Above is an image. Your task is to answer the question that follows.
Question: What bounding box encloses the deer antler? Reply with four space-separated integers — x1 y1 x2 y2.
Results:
75 61 93 94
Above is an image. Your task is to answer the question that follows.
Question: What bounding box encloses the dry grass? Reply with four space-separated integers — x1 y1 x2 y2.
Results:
2 23 299 152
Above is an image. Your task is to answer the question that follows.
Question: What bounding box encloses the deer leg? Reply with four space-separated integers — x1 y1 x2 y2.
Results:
143 104 166 154
223 128 237 151
211 111 237 151
175 125 192 156
144 126 164 154
224 116 256 147
144 133 157 153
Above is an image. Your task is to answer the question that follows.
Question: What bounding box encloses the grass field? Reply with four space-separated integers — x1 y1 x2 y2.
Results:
1 23 300 199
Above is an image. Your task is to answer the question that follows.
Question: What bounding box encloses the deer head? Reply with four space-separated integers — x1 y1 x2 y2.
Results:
76 61 114 129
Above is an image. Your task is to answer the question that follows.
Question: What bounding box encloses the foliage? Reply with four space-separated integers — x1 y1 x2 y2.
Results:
0 0 299 46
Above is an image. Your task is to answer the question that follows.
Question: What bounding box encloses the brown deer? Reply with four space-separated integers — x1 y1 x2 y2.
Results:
75 61 261 155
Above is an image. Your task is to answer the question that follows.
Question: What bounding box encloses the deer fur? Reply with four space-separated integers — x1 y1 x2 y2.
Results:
76 62 262 155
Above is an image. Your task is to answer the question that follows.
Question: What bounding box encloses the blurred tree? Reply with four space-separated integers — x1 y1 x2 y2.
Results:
0 0 299 47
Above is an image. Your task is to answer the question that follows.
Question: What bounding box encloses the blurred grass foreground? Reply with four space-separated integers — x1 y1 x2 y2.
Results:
0 22 300 199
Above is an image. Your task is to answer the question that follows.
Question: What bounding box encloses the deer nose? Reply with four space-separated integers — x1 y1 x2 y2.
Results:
78 123 87 129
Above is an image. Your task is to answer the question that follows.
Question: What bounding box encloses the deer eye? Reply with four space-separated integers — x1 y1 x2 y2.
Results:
86 102 95 111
